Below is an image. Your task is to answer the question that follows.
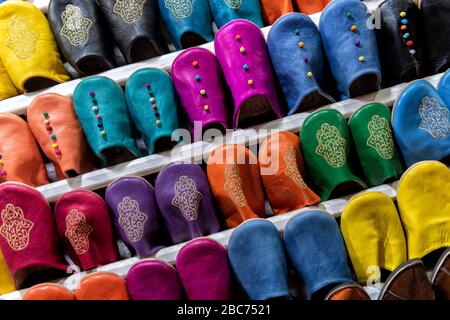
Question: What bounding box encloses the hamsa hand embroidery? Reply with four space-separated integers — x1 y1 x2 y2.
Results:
113 0 146 24
7 15 39 59
65 209 93 255
60 5 93 46
172 176 202 221
315 123 347 168
165 0 194 19
418 96 450 139
224 0 242 9
224 164 248 208
117 197 148 243
0 204 34 251
366 115 395 160
284 146 307 189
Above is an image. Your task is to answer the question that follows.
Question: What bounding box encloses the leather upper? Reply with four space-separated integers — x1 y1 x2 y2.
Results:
259 0 293 25
23 283 75 300
75 272 129 300
209 0 264 29
0 57 18 101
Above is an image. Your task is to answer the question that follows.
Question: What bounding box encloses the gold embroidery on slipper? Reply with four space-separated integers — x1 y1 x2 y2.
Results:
113 0 146 24
117 197 148 243
315 123 346 168
224 164 247 208
224 0 242 9
0 204 34 251
165 0 194 19
366 115 394 160
60 5 93 46
418 96 450 139
284 146 307 189
7 16 39 59
172 176 202 221
65 209 93 255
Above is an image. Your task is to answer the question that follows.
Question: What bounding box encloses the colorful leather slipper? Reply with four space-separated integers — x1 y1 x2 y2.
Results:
0 113 49 187
378 259 434 300
75 272 129 300
154 163 220 244
209 0 264 29
284 211 354 300
27 93 97 180
259 0 293 26
0 249 15 294
397 161 450 260
348 102 404 187
97 0 168 63
438 69 450 107
54 190 119 271
294 0 332 15
375 0 423 87
125 68 180 155
176 238 232 300
157 0 213 50
73 76 142 167
0 1 70 93
320 0 381 100
105 176 167 258
48 0 117 76
228 219 289 300
392 80 450 167
268 13 335 115
0 182 68 289
341 192 407 284
214 20 283 128
171 48 229 137
23 283 75 300
300 109 367 201
431 248 450 300
258 132 320 215
126 259 182 300
0 57 18 101
207 144 266 228
325 282 371 300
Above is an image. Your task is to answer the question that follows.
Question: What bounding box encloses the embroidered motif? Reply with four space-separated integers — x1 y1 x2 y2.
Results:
418 96 450 139
113 0 146 24
224 164 247 208
117 197 148 243
366 115 395 160
315 123 346 168
7 16 39 59
284 146 307 189
65 209 93 255
60 5 92 46
224 0 242 9
165 0 194 19
0 204 34 251
172 176 202 221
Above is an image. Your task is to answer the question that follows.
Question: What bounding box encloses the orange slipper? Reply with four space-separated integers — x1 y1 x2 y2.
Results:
74 272 129 300
23 283 75 300
260 0 294 25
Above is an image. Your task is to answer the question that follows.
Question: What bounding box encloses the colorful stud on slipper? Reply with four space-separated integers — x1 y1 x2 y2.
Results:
267 13 335 115
0 57 18 101
54 190 119 271
392 80 450 166
431 248 450 300
27 93 97 181
23 283 75 300
209 0 264 29
214 19 283 128
300 109 366 201
125 68 180 155
126 259 182 300
348 102 404 187
0 249 15 294
438 69 450 107
325 282 371 300
0 1 70 93
259 0 293 26
73 76 142 167
320 0 381 100
258 131 320 215
105 176 167 258
0 182 68 289
157 0 214 50
48 0 117 75
75 272 129 300
207 144 266 228
155 163 220 245
0 113 49 187
176 238 233 300
294 0 332 15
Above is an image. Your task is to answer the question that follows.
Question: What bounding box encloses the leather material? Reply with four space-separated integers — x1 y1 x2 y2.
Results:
54 190 119 271
0 57 18 100
126 259 182 300
48 0 117 76
75 272 130 300
228 219 289 300
392 80 450 166
97 0 168 64
0 1 70 93
320 0 381 100
341 192 407 284
154 162 220 244
207 144 266 228
438 69 450 108
176 238 232 300
105 176 167 258
294 0 331 15
157 0 214 50
432 248 450 300
0 182 68 289
209 0 263 29
0 113 49 187
214 20 283 128
284 210 353 299
300 109 367 201
259 0 293 25
325 282 371 300
348 102 404 187
27 93 97 180
375 0 423 87
258 131 320 215
0 249 15 294
397 161 450 260
23 283 75 300
125 68 180 155
172 48 229 136
73 76 142 167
